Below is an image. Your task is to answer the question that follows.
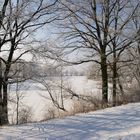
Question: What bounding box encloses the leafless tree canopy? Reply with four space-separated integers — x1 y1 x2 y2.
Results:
56 0 140 105
0 0 59 125
0 0 140 125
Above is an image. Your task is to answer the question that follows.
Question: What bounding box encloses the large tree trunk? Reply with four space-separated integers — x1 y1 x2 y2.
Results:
0 0 9 125
0 84 3 125
112 43 117 106
0 60 3 125
101 54 108 105
0 61 9 125
0 41 15 125
1 82 8 125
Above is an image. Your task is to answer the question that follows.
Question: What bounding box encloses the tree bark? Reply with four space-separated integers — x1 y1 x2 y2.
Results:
117 76 124 103
101 53 108 105
0 84 3 125
0 52 4 125
1 82 8 125
112 39 117 106
112 60 117 106
0 0 9 125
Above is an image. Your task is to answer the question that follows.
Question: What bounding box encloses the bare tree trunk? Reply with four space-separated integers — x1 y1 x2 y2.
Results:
0 80 3 125
112 60 117 106
117 76 124 103
0 0 9 125
111 0 118 106
112 42 117 106
101 0 109 105
16 81 19 125
0 48 4 125
0 60 3 124
101 54 108 105
1 82 8 124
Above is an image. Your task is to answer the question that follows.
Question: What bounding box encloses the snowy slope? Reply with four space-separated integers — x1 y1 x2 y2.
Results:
1 103 140 140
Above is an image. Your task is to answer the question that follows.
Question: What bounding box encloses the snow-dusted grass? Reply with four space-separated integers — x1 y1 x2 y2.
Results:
1 103 140 140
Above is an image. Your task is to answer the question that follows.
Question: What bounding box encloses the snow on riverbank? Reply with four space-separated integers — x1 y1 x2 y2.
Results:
1 103 140 140
8 76 104 122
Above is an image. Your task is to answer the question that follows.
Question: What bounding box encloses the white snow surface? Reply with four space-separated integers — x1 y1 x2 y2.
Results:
8 76 104 122
1 103 140 140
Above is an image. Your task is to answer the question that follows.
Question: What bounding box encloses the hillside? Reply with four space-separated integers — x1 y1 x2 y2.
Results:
1 103 140 140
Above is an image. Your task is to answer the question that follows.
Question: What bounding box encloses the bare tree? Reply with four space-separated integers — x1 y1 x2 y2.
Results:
37 73 66 111
128 7 140 87
8 81 27 124
56 0 139 106
0 0 59 125
14 80 29 125
0 0 10 125
103 0 139 105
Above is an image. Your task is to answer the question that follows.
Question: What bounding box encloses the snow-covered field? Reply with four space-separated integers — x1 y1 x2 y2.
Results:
8 76 107 122
1 103 140 140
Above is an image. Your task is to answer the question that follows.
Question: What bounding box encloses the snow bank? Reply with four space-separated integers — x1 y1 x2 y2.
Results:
1 103 140 140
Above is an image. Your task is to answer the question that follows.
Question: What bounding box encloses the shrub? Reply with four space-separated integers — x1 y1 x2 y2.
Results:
18 106 32 124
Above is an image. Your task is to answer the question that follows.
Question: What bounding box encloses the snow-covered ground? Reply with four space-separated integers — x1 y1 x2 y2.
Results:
1 103 140 140
8 76 107 122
